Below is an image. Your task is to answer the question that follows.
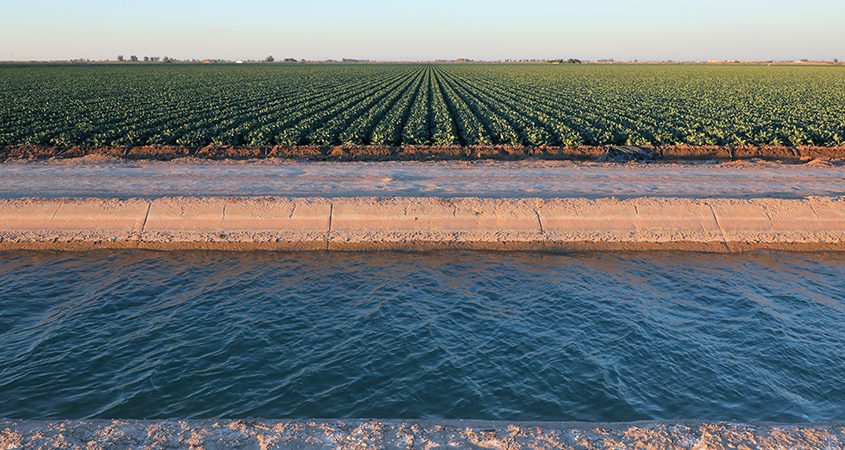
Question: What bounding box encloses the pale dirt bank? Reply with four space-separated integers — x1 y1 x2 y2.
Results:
4 159 845 200
1 196 844 252
1 419 843 449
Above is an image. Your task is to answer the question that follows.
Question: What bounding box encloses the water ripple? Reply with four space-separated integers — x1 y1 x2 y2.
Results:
0 250 843 421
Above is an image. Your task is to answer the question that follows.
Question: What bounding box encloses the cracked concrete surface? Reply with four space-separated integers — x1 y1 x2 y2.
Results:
0 196 843 251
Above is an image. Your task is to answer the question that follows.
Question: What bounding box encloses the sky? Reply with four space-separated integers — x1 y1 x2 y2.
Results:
2 0 844 61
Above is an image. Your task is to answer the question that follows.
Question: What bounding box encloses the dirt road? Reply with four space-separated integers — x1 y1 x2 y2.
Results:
2 160 844 199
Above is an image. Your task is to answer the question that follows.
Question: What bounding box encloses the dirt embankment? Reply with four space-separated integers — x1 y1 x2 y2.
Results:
1 196 844 252
3 144 845 162
2 419 843 449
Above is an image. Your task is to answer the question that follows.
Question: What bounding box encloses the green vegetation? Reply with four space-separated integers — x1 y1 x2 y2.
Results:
1 64 843 147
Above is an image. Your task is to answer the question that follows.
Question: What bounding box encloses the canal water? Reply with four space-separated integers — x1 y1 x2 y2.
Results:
1 250 843 421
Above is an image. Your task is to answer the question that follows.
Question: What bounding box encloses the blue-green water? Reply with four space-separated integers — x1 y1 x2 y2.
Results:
0 251 843 421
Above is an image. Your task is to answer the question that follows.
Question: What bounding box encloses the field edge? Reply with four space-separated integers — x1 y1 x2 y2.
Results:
3 144 845 162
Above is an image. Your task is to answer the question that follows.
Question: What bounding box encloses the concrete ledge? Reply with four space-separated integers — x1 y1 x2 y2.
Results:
1 196 844 251
1 419 843 449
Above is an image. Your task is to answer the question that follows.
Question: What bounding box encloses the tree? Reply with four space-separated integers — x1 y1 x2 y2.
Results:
265 55 275 63
143 56 150 62
130 55 139 62
117 55 124 62
548 58 582 64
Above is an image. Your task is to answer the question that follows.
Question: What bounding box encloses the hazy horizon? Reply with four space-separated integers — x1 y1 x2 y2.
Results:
2 0 844 62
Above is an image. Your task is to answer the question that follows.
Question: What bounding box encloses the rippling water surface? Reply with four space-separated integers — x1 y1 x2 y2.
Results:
1 251 844 421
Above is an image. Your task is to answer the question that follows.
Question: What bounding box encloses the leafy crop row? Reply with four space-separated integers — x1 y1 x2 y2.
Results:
1 63 843 147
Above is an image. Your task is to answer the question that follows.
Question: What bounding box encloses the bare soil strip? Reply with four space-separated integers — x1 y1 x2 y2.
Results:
1 196 843 252
4 159 845 200
3 144 845 162
2 419 843 449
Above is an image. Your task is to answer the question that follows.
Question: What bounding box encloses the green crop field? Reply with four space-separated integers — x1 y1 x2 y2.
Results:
1 64 843 148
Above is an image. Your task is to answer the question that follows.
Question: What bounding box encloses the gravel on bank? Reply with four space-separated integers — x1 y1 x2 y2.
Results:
2 419 843 449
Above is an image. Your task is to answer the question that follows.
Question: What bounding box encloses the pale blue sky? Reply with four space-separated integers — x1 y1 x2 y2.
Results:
2 0 844 61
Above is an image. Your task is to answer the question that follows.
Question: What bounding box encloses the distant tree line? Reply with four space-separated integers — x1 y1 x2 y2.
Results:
265 56 313 63
117 55 173 63
110 55 393 64
548 58 583 64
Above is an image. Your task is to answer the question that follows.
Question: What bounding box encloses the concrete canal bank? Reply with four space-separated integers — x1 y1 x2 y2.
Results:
1 196 844 251
2 419 843 449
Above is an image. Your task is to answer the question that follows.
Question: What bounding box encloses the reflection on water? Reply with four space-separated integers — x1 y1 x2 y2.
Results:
0 250 843 421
